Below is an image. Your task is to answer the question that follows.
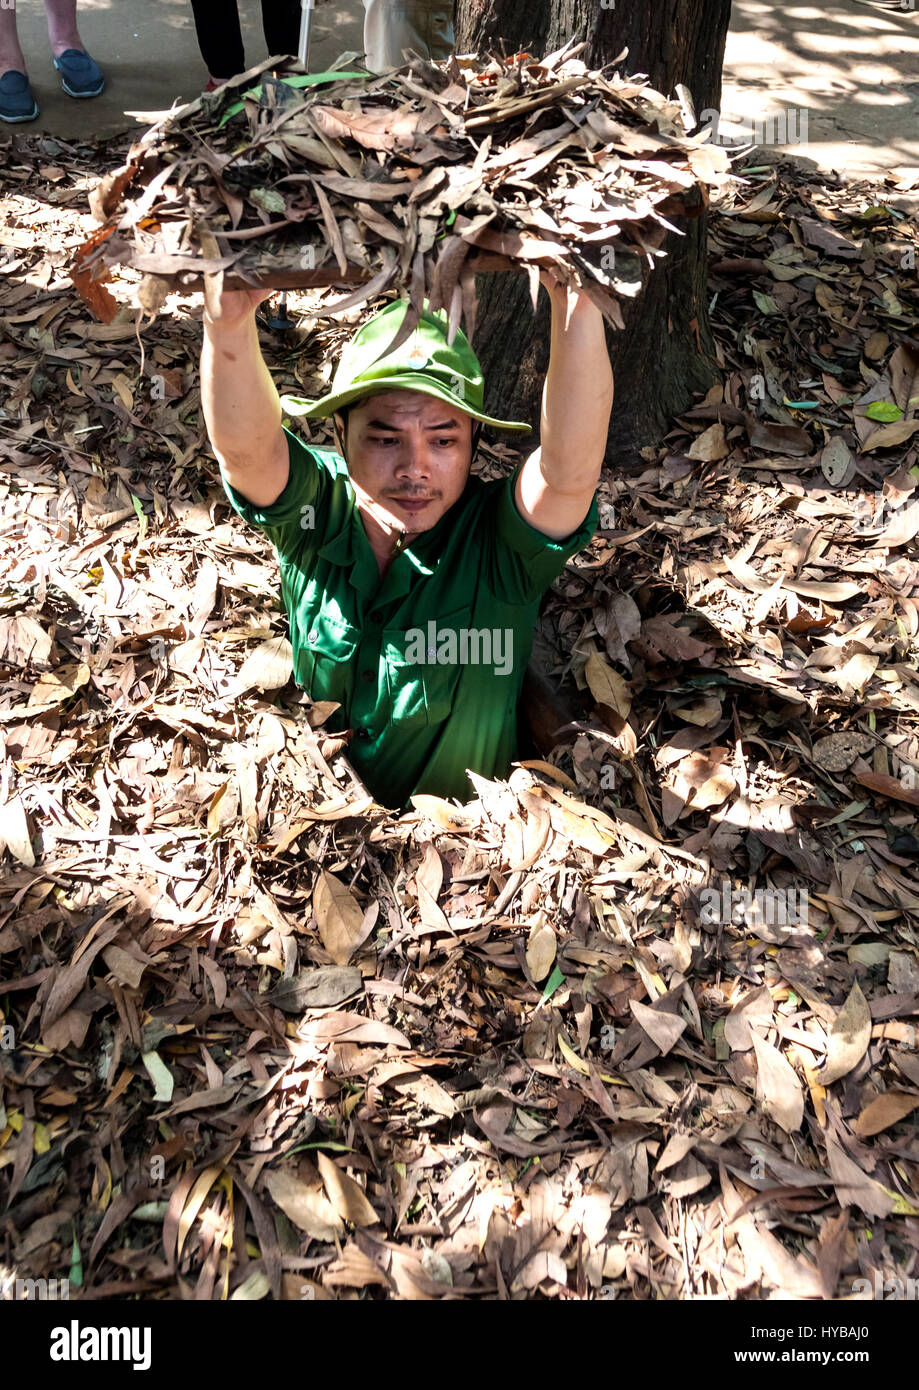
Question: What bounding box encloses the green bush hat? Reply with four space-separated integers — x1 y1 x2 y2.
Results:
280 298 532 434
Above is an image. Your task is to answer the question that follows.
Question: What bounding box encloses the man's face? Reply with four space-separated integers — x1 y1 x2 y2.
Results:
335 389 473 536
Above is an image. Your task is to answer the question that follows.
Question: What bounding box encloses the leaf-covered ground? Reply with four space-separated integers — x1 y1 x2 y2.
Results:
1 133 918 1301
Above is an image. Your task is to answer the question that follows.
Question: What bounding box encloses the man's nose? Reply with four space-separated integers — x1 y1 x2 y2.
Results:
394 436 431 476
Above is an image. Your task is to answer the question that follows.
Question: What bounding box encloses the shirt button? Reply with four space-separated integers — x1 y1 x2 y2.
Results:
361 669 374 683
308 630 318 643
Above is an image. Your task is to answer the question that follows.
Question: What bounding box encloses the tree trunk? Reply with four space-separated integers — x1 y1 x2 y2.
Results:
454 0 732 461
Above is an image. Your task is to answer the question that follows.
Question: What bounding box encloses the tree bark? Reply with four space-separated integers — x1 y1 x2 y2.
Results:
454 0 732 461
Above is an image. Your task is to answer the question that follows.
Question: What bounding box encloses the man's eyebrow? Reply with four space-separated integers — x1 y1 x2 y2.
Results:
365 418 463 431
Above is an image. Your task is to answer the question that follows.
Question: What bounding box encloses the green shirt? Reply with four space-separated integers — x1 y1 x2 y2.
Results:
220 427 598 808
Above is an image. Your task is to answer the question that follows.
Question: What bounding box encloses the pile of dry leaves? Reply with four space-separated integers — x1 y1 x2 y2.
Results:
73 44 731 339
0 116 918 1301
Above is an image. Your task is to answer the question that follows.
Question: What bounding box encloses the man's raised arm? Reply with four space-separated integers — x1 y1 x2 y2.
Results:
200 289 291 508
515 276 614 541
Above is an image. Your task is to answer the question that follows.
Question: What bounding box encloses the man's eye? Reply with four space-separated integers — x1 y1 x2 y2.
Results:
436 437 458 447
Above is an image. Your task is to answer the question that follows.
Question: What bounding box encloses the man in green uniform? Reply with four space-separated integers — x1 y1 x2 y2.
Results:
200 276 613 808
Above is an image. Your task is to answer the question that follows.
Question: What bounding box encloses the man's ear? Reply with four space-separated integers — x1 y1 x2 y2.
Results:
332 412 347 459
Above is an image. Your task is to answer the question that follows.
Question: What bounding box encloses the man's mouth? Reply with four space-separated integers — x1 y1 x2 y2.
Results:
390 496 435 513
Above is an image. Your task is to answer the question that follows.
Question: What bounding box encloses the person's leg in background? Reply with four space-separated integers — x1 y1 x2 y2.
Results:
0 4 27 80
362 0 454 73
0 2 35 122
44 0 88 62
0 5 27 79
1 0 104 123
261 0 303 60
190 0 246 84
45 0 105 96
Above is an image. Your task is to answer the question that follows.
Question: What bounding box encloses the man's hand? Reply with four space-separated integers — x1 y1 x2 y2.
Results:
537 267 569 308
203 285 274 333
537 269 595 326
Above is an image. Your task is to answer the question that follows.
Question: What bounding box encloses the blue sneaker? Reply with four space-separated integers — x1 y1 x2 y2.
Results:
0 70 39 122
52 48 104 98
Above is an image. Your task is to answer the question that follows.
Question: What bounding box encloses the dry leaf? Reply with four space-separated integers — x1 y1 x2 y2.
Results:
232 636 293 693
263 1169 344 1241
820 981 871 1086
687 421 729 461
875 499 919 549
674 697 722 727
862 418 919 452
750 1028 804 1133
313 869 371 964
602 591 642 665
410 795 476 830
0 616 53 669
825 1138 894 1218
585 651 631 717
415 842 444 899
317 1151 378 1228
526 924 557 983
724 985 774 1052
855 768 919 808
853 1090 919 1138
268 966 363 1012
889 342 919 413
383 1069 457 1118
0 795 35 868
629 999 686 1055
820 436 854 486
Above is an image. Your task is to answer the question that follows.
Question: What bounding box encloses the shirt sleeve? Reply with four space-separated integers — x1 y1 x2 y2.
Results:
218 426 335 557
483 461 599 604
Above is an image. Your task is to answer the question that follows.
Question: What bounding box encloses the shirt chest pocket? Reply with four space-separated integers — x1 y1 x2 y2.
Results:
381 605 471 729
297 609 359 699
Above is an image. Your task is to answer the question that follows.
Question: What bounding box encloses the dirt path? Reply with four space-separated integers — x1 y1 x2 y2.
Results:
3 2 917 180
722 0 919 179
